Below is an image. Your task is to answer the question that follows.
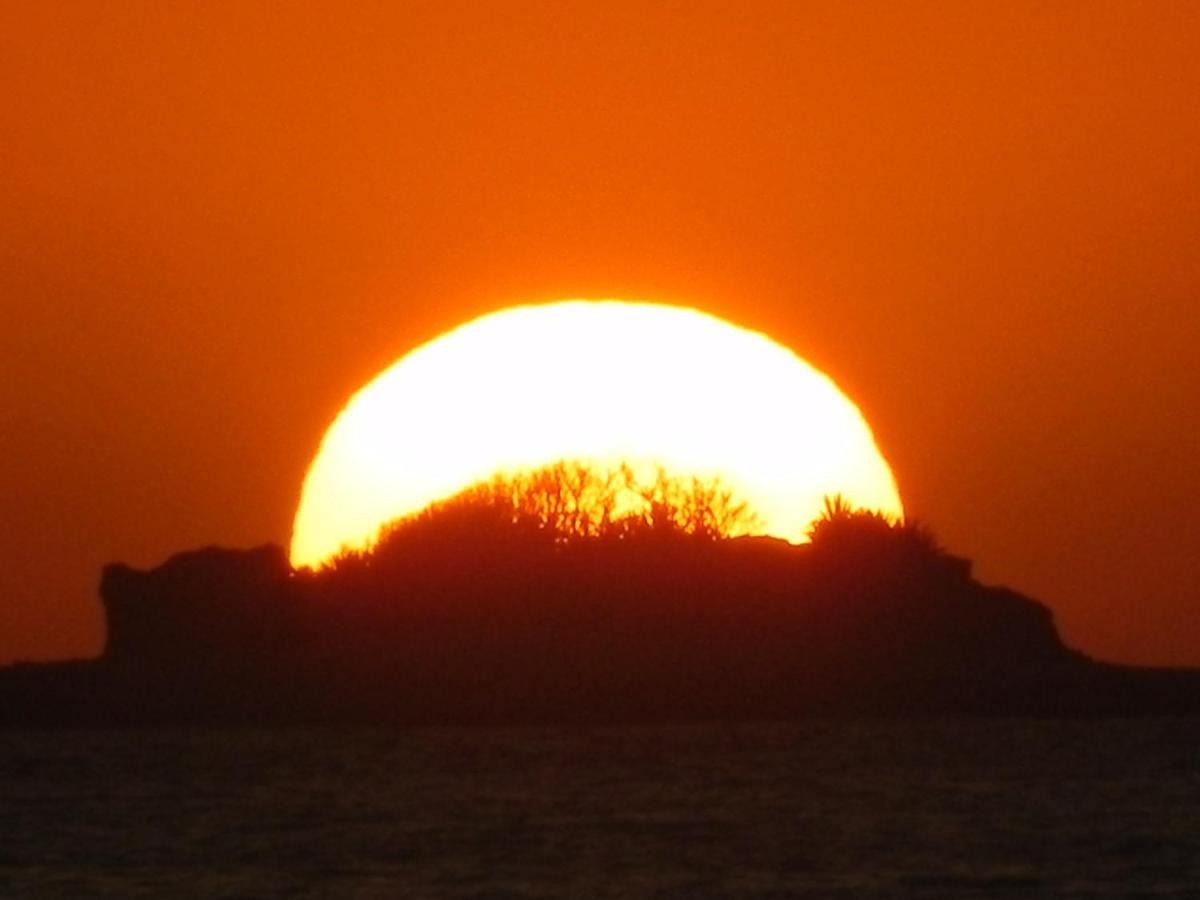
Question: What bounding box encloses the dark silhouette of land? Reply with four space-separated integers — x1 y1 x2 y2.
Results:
1 465 1197 726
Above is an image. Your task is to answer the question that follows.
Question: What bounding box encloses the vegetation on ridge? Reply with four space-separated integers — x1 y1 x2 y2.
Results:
315 461 944 579
806 494 941 558
321 460 761 572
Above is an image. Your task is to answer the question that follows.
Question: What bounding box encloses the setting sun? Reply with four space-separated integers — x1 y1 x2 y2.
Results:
290 301 902 567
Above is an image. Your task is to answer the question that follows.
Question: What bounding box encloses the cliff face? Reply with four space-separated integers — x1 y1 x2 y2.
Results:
2 536 1193 726
101 545 292 667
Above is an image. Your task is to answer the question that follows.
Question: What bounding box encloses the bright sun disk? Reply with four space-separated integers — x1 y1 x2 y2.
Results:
291 300 903 567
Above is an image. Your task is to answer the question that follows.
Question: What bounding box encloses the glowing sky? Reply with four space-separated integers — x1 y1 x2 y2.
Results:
2 3 1198 666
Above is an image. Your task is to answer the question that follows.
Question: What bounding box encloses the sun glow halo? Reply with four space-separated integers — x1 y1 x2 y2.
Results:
291 301 902 567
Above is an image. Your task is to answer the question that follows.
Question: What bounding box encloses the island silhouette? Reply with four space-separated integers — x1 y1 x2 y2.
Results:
2 462 1197 726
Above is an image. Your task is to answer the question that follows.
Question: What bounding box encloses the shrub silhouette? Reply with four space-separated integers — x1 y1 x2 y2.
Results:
352 460 762 564
806 493 942 560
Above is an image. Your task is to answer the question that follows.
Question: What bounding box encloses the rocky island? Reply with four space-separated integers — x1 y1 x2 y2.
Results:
2 470 1197 726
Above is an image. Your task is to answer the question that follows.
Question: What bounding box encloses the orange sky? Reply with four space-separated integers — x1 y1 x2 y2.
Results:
2 2 1197 667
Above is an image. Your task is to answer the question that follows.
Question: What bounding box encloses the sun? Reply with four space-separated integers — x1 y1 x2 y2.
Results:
291 300 902 567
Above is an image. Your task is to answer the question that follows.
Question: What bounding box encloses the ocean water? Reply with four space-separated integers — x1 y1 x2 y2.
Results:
1 719 1197 898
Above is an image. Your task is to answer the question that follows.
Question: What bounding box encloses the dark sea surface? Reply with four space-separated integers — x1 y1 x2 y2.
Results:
1 719 1197 898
